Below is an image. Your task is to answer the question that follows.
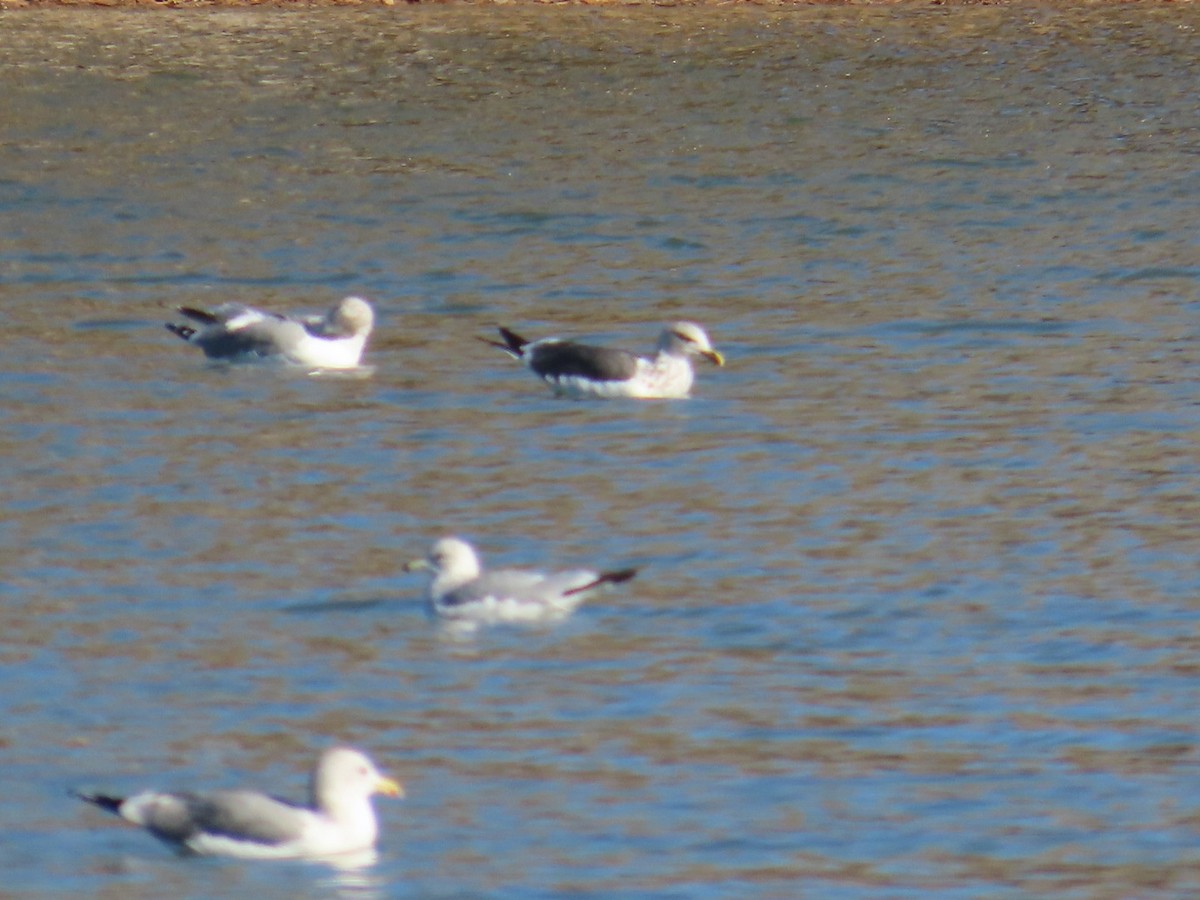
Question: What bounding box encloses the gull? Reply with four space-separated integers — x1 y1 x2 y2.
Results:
403 536 637 626
74 746 402 860
165 296 375 369
482 321 724 399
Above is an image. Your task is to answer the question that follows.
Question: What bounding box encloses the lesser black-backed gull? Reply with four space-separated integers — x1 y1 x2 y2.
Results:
165 296 375 369
483 321 724 399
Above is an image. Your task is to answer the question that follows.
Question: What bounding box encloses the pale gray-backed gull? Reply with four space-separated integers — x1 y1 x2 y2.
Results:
165 296 375 369
482 321 724 399
74 746 402 860
403 536 637 625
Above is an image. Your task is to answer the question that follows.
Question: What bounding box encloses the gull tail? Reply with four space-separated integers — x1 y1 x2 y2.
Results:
166 305 218 342
564 567 639 597
73 790 125 816
165 322 197 342
477 327 530 360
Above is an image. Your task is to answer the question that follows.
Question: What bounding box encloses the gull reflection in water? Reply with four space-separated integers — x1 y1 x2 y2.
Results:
313 848 386 899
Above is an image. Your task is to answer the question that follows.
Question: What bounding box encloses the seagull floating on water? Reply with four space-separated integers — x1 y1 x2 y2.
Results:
165 296 375 369
403 536 637 626
482 321 724 399
74 746 402 860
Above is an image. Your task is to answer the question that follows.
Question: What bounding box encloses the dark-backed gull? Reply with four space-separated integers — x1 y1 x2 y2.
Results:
74 747 402 860
403 536 637 626
483 320 724 399
165 296 374 369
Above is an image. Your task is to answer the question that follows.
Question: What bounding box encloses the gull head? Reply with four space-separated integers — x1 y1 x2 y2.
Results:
403 537 483 586
311 747 403 816
659 321 724 366
327 296 376 338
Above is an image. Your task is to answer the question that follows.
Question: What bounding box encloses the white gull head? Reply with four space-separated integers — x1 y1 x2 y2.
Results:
655 321 725 366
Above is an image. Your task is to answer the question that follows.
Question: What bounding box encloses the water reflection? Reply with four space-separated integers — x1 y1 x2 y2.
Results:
314 849 386 900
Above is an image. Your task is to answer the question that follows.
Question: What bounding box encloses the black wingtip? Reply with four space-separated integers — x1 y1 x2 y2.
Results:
165 322 196 342
477 336 513 352
73 790 125 815
176 306 219 325
600 567 639 586
497 327 529 354
478 327 529 360
564 567 639 596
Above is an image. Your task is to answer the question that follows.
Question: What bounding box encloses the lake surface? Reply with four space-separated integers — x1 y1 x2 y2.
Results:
2 4 1200 897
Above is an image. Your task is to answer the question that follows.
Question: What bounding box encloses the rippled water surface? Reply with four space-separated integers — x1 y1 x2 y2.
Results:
3 4 1200 897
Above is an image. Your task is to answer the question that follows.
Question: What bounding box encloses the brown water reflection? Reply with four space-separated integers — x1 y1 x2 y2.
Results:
3 3 1200 898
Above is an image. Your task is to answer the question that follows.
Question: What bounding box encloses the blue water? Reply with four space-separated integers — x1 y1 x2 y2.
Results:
2 4 1200 898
